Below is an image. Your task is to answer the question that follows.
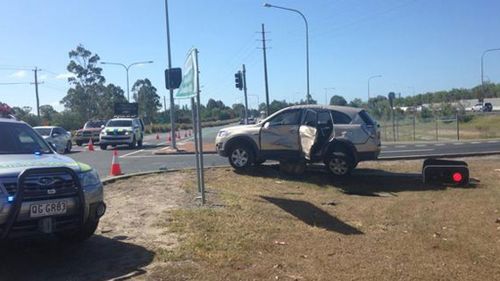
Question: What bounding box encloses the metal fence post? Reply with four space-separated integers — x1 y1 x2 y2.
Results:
456 112 460 140
435 116 438 141
413 113 416 141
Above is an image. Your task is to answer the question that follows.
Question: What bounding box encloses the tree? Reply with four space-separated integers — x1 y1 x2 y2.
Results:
132 78 161 124
330 95 347 106
349 98 364 108
97 84 127 119
39 105 60 125
61 45 105 122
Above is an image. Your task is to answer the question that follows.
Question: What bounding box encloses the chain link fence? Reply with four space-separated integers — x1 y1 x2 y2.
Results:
378 111 500 142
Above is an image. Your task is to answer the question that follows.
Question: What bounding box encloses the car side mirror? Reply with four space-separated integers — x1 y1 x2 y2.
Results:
263 122 270 129
101 125 105 129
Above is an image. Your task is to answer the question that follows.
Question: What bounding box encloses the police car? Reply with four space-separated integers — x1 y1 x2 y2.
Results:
0 105 106 241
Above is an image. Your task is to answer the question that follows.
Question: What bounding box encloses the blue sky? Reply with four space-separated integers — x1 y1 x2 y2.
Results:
1 0 500 112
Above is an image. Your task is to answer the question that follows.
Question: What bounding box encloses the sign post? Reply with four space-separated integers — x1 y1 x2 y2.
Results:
176 48 205 204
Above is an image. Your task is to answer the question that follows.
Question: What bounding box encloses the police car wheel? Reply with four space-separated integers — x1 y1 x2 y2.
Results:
57 218 99 243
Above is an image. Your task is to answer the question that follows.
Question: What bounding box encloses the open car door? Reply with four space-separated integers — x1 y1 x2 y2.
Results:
299 109 318 160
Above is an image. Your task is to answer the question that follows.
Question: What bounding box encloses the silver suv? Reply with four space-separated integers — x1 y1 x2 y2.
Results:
0 116 106 241
215 105 381 176
99 117 145 150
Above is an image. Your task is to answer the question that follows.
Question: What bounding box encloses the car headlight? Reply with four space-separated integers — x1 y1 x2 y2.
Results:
79 169 101 187
218 130 230 138
125 131 131 135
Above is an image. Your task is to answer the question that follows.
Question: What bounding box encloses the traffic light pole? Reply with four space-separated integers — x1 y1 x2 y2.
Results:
242 64 249 125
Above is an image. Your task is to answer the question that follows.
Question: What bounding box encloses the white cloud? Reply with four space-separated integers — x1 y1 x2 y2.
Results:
10 70 27 78
56 72 76 80
39 74 48 80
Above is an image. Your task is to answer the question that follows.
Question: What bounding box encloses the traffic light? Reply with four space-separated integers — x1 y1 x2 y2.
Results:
422 158 469 186
235 71 243 90
164 68 182 90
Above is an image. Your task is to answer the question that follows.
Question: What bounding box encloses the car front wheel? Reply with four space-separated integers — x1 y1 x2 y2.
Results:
326 152 353 176
65 141 72 153
228 145 254 170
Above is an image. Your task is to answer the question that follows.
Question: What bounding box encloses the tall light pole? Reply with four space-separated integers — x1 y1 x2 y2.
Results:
264 3 310 104
101 60 154 101
367 75 382 101
324 87 335 105
480 48 500 101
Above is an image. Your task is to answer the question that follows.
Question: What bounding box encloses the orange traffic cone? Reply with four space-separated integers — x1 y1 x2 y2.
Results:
156 133 160 140
88 138 95 151
109 149 123 176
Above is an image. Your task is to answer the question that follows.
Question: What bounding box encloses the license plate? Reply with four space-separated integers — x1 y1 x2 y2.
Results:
30 200 68 218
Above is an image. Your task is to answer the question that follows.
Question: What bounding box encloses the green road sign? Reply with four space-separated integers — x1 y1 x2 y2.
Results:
175 49 197 99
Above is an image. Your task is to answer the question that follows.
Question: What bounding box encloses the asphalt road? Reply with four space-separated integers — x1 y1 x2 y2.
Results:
67 135 500 178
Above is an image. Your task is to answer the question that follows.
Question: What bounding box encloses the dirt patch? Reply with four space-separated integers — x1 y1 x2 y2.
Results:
0 172 196 281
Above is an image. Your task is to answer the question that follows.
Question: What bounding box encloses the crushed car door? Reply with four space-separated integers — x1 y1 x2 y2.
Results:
299 109 317 160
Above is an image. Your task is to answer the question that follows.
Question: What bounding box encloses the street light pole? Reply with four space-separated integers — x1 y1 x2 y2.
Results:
101 60 154 101
264 3 310 104
367 75 382 101
480 48 500 102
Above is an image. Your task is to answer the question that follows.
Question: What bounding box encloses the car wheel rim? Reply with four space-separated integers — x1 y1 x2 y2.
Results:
329 158 348 175
231 148 249 167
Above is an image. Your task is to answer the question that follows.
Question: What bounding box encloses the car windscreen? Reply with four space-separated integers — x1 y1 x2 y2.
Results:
106 120 132 127
0 123 53 154
34 127 52 136
84 121 105 129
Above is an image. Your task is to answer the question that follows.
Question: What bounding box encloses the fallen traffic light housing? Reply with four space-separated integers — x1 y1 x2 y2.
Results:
422 158 469 186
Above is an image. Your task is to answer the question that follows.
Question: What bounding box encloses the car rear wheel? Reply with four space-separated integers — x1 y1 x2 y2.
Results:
228 144 254 170
326 152 353 176
137 138 143 147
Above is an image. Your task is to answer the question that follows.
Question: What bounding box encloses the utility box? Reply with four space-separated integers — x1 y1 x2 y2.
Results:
422 158 469 186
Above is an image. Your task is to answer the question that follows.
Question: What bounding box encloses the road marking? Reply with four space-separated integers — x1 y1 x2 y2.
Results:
453 143 465 145
381 146 387 149
382 149 434 153
395 145 407 148
120 149 145 158
471 141 481 144
415 144 427 147
487 140 499 143
434 143 445 146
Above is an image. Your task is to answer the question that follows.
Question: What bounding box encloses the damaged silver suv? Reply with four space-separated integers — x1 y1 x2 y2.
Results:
215 105 381 176
0 115 106 241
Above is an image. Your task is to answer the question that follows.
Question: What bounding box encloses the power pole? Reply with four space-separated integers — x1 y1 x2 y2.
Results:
165 0 176 149
33 67 40 118
261 23 270 117
242 64 249 124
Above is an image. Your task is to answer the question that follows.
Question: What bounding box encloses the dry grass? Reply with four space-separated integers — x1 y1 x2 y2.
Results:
149 157 500 280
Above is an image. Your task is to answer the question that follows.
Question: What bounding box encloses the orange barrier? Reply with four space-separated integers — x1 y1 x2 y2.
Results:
109 149 123 176
87 138 95 151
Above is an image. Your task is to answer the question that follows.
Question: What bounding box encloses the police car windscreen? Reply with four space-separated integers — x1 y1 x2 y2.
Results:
0 123 52 154
107 120 132 127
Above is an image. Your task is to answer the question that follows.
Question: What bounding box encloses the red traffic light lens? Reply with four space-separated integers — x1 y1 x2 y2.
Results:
452 172 463 183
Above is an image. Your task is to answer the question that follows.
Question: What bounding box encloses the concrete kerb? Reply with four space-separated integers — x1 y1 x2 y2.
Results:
101 165 231 185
